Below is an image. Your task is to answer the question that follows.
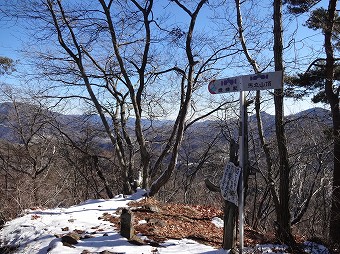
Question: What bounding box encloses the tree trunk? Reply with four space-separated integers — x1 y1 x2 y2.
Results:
223 139 238 250
273 0 295 246
324 0 340 244
91 156 114 199
223 202 237 251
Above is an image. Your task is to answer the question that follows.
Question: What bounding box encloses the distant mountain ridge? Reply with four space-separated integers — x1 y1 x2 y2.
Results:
247 107 332 139
0 102 331 144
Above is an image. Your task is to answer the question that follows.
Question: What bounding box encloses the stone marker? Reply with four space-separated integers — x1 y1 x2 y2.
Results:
120 208 134 239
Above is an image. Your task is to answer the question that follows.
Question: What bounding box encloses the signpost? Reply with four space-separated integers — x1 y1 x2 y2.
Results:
208 71 282 94
208 71 283 253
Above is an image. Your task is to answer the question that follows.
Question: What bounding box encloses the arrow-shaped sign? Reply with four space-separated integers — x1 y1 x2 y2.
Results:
208 71 282 94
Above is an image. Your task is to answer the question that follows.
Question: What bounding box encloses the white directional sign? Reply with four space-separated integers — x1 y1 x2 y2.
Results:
242 71 283 91
220 162 241 206
208 77 240 94
209 70 283 252
208 71 282 94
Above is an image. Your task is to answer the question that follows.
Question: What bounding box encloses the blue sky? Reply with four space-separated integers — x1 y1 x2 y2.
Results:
0 17 23 60
0 0 330 115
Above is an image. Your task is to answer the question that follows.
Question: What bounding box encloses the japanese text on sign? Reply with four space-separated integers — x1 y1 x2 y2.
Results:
208 71 282 94
220 162 241 206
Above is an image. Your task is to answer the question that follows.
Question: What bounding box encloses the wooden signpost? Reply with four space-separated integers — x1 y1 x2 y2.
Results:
208 71 283 253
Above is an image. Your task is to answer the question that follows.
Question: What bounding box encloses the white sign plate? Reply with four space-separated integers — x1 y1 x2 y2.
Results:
208 77 240 94
220 162 241 206
208 71 282 94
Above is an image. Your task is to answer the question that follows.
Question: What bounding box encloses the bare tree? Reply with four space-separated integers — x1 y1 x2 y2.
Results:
233 0 295 245
0 92 60 214
272 0 297 246
3 0 238 196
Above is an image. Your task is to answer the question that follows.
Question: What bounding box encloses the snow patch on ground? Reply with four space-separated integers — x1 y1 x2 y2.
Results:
0 189 330 254
212 217 224 228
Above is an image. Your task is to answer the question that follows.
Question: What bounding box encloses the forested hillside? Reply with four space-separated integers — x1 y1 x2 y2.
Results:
0 102 333 247
0 0 339 251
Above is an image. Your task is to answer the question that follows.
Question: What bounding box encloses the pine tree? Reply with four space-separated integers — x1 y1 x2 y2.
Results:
285 0 340 244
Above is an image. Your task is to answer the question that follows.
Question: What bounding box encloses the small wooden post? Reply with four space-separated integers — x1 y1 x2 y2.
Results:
205 138 241 251
222 139 238 251
223 201 237 250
